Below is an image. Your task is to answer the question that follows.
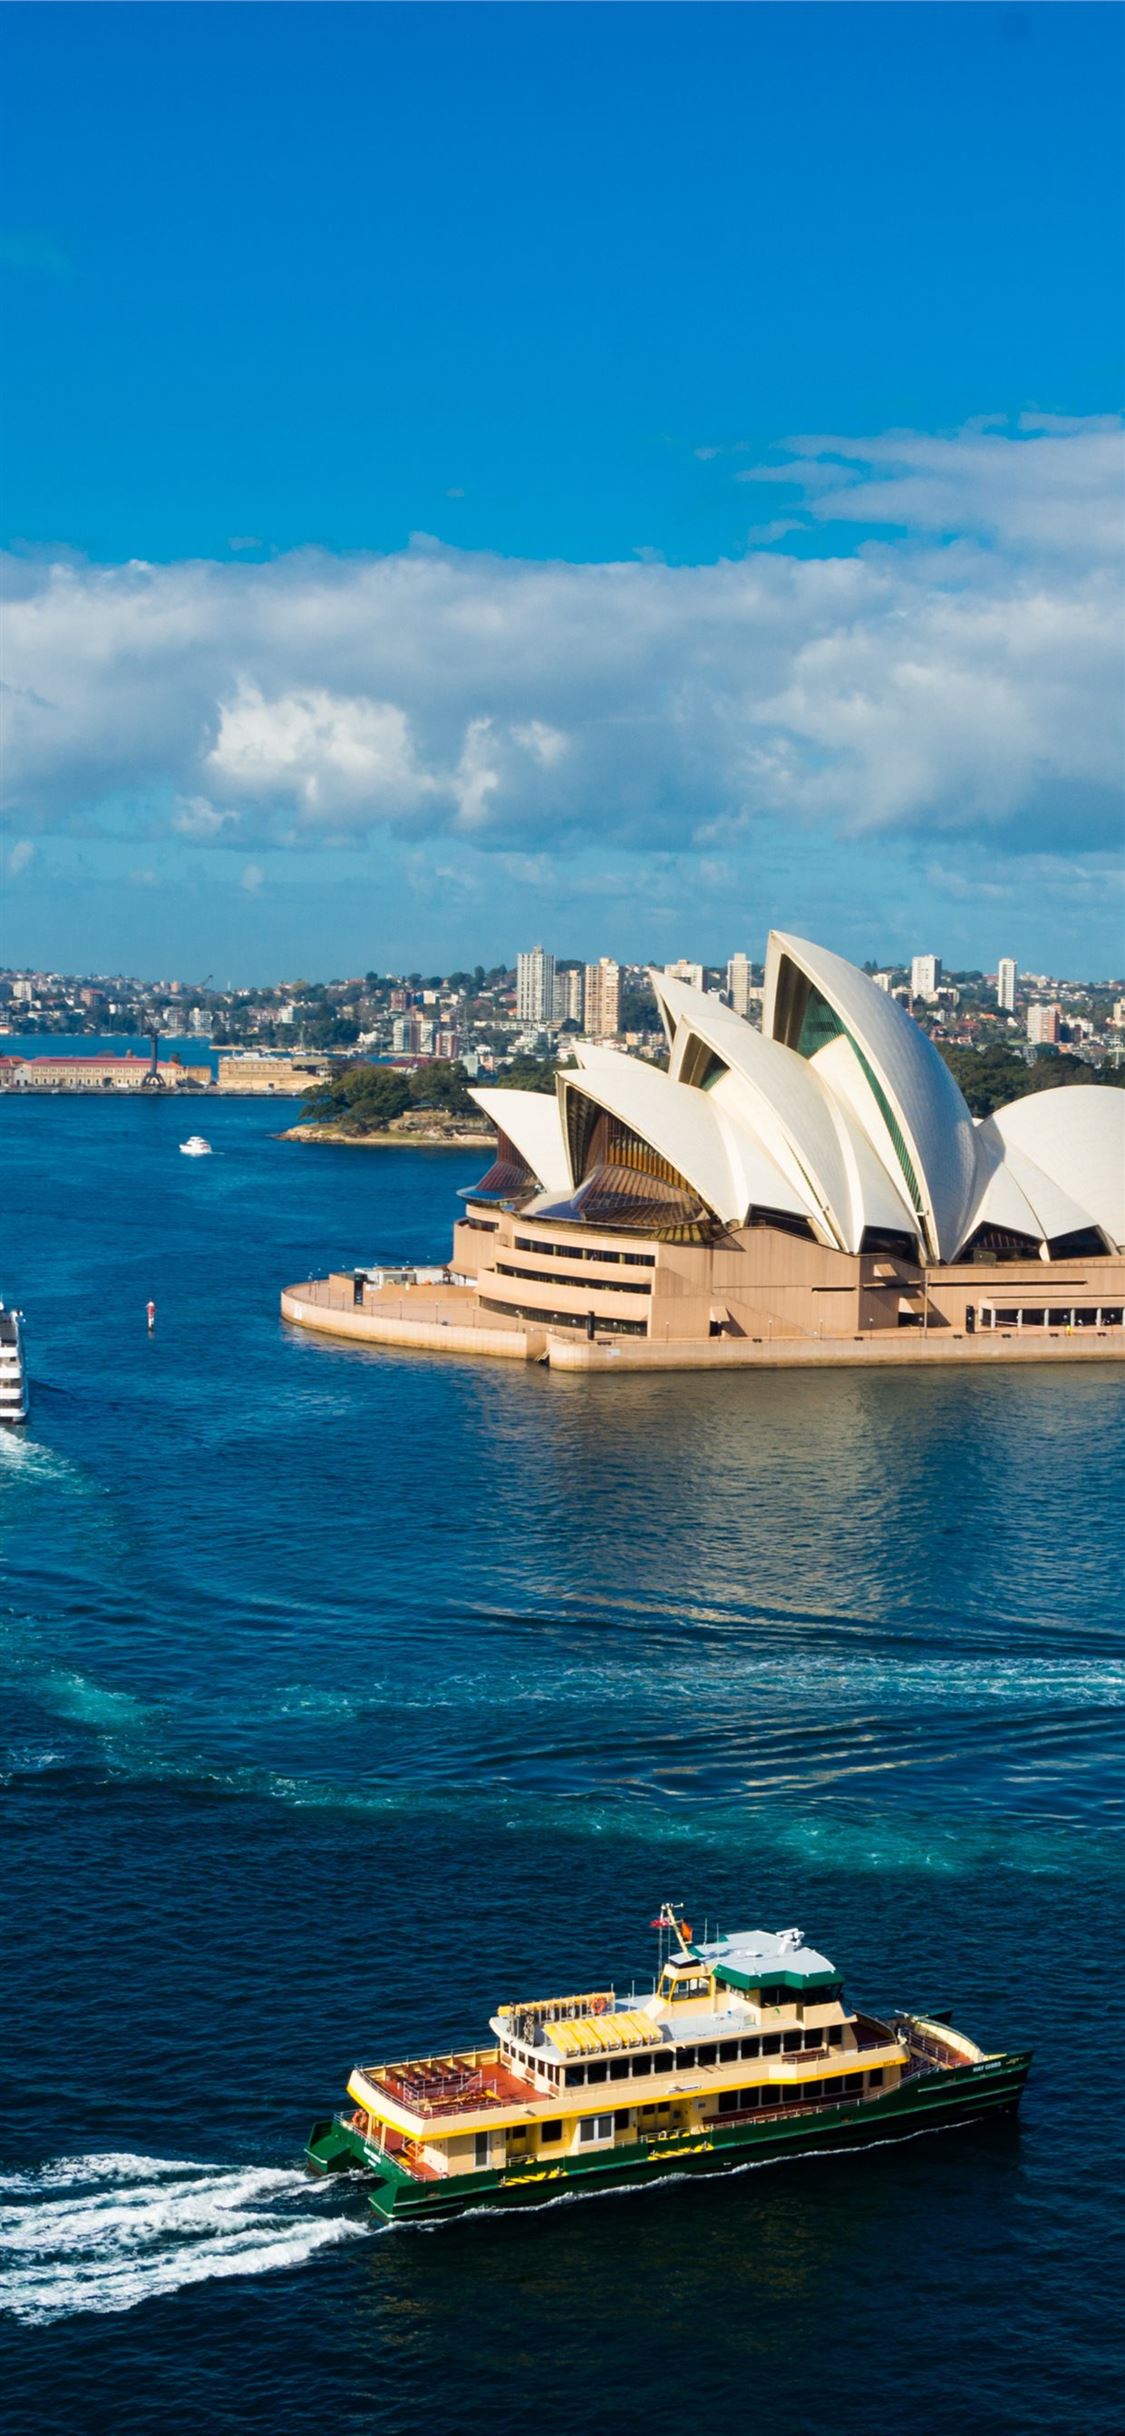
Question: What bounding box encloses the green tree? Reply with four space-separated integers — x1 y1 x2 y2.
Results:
493 1055 560 1094
938 1042 1125 1117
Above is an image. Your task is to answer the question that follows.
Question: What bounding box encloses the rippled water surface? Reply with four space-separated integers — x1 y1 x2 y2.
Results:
2 1096 1122 2432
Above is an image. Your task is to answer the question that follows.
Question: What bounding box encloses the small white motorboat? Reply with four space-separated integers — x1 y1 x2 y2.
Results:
179 1135 213 1158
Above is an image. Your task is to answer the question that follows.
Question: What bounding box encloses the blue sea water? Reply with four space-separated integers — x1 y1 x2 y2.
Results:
1 1094 1122 2434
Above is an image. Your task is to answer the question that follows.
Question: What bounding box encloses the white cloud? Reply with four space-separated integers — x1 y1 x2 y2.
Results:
1 418 1120 868
7 837 34 874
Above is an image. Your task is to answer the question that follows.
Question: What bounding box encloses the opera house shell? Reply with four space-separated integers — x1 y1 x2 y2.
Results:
450 931 1125 1357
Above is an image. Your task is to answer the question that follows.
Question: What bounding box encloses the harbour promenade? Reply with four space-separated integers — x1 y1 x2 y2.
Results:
281 1275 1125 1373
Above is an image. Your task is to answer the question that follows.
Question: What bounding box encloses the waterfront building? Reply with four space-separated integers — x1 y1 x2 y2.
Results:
726 953 751 1018
216 1051 330 1094
285 932 1125 1372
1027 1004 1061 1046
997 958 1018 1013
910 954 942 1002
8 1052 211 1092
517 948 556 1029
584 959 621 1040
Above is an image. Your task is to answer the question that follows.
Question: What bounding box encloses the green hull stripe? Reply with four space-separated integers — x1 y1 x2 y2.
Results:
307 2053 1031 2222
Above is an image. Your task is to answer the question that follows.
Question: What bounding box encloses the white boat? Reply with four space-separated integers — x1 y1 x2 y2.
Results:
0 1303 28 1424
179 1135 213 1157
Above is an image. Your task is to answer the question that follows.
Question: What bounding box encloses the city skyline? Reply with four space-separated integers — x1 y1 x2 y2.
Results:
2 5 1122 979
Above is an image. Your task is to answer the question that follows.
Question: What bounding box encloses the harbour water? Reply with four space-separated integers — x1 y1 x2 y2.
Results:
1 1095 1122 2432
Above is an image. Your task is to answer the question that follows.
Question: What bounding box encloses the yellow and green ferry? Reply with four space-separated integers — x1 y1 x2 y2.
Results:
307 1906 1031 2222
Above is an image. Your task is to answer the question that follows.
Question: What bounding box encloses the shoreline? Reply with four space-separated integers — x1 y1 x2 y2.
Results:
277 1122 494 1149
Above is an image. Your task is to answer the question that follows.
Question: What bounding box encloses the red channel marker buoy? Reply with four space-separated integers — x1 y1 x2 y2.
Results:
146 1300 156 1333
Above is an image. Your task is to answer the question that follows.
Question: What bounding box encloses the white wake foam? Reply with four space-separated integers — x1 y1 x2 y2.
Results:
0 2152 363 2323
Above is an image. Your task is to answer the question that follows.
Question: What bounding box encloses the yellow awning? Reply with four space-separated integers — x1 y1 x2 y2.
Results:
543 2008 663 2057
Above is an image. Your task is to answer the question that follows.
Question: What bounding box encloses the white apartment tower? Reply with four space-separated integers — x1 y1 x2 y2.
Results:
726 953 751 1018
584 958 621 1039
911 953 943 1002
665 959 705 992
996 957 1018 1013
516 946 555 1028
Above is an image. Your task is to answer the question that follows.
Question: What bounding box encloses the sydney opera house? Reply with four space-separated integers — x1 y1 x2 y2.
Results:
284 932 1125 1372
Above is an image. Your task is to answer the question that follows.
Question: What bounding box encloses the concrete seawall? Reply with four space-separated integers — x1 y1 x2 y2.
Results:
280 1287 544 1362
282 1281 1123 1374
545 1327 1125 1373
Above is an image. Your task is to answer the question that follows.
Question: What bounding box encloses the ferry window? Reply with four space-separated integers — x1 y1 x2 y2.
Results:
565 2067 585 2087
828 2027 843 2047
654 2053 674 2073
579 2113 615 2144
587 2062 607 2084
474 2134 490 2167
696 2043 717 2067
783 2031 802 2053
868 2068 883 2086
763 2034 781 2056
740 2037 760 2059
632 2054 652 2077
718 2090 740 2114
719 2041 738 2062
804 2082 822 2099
678 2047 696 2070
803 2030 820 2049
609 2060 629 2081
540 2120 563 2143
614 2110 630 2130
825 2077 846 2097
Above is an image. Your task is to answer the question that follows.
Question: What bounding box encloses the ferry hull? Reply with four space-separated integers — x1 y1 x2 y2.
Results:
308 2048 1030 2224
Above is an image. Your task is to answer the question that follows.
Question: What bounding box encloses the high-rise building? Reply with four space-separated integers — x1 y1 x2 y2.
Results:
726 952 751 1018
996 957 1018 1013
553 965 584 1026
584 958 621 1038
910 954 942 1002
516 946 555 1028
871 972 894 993
665 959 705 992
1027 1003 1060 1046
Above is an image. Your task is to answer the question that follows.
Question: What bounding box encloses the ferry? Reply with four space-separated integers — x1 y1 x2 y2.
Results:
0 1303 28 1424
307 1905 1031 2221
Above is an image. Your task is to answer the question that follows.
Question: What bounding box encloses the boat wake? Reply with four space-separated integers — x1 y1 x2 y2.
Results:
0 2152 363 2324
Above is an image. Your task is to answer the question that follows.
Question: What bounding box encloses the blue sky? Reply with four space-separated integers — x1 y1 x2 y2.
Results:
2 3 1122 981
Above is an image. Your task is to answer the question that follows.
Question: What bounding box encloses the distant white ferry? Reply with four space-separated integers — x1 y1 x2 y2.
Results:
0 1303 28 1424
179 1135 213 1158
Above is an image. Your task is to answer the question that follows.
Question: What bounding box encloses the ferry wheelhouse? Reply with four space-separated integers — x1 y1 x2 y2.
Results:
0 1303 28 1425
307 1907 1030 2221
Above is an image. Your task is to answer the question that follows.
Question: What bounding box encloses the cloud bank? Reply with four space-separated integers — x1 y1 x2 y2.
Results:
2 418 1121 870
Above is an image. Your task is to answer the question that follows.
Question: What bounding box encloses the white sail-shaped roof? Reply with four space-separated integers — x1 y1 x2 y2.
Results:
981 1088 1125 1251
468 949 1123 1269
562 1045 745 1224
469 1087 571 1193
763 931 980 1261
651 971 919 1252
